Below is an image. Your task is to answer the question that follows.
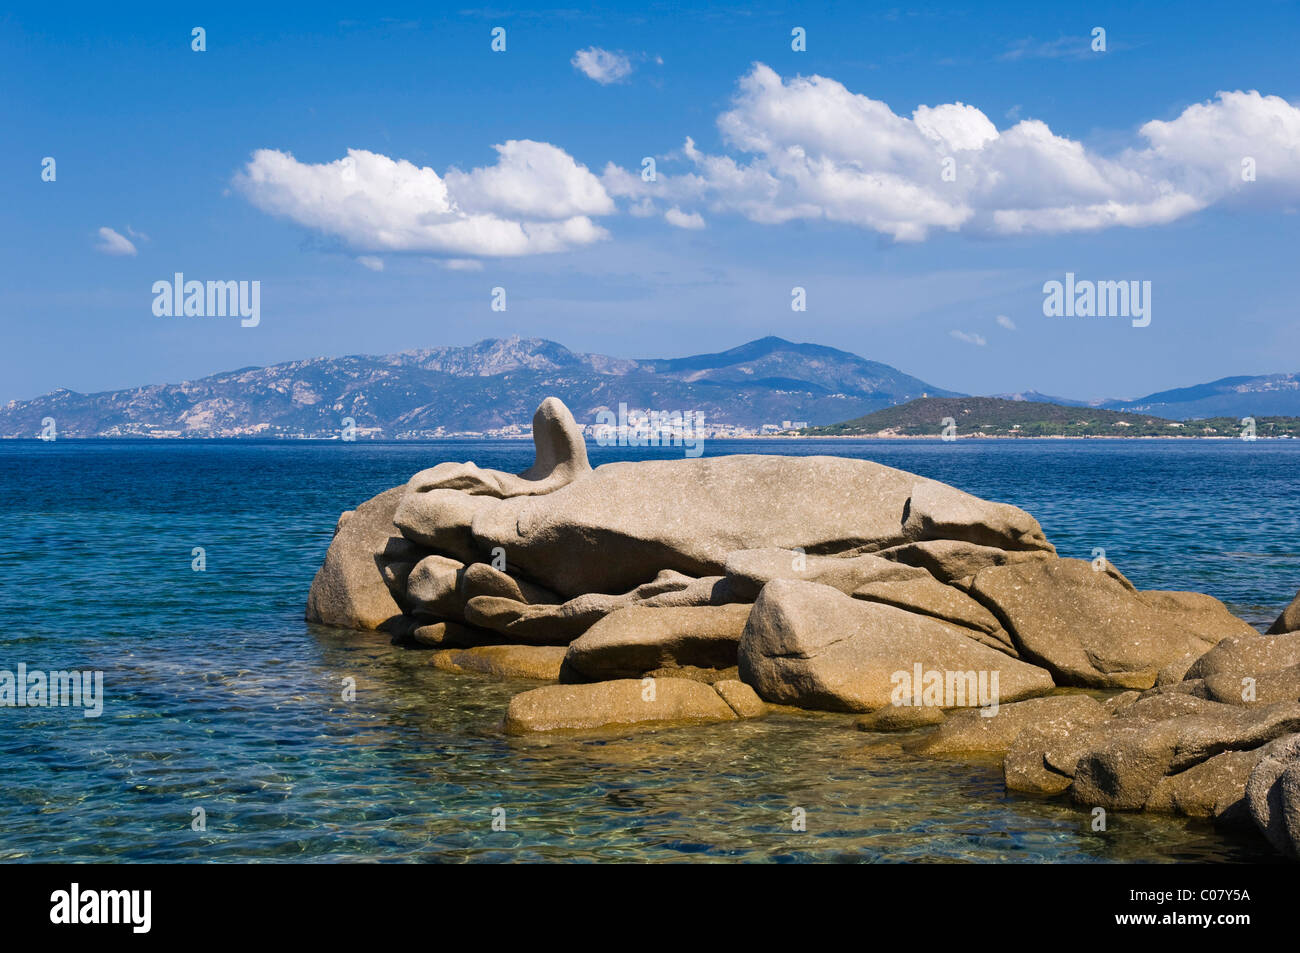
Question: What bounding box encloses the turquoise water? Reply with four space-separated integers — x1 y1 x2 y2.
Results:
1 438 1297 862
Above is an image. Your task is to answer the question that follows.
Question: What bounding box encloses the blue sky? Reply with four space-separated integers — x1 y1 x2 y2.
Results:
3 1 1298 405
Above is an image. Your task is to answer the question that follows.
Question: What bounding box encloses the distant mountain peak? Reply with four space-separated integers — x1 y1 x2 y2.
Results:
0 336 954 438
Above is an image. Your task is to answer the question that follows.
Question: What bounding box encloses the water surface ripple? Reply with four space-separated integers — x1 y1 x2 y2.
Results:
1 439 1295 862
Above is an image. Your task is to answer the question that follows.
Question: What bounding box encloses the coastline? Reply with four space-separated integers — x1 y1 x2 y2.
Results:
3 433 1296 442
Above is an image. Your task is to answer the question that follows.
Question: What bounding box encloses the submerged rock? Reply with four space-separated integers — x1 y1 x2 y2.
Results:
431 645 567 681
913 694 1106 757
410 620 503 648
856 706 946 732
503 678 739 734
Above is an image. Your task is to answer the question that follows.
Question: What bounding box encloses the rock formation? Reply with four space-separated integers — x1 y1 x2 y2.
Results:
306 396 1300 860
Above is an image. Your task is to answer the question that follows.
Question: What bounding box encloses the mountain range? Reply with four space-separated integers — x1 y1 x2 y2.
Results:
1 336 1295 438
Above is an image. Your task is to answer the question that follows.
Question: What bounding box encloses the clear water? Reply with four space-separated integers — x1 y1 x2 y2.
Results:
1 438 1296 862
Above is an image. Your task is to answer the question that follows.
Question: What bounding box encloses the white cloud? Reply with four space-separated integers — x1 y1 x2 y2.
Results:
664 207 705 229
572 47 633 84
439 258 484 271
602 64 1300 241
950 330 987 346
236 68 1300 256
357 256 384 271
995 314 1016 330
235 142 612 258
95 226 137 256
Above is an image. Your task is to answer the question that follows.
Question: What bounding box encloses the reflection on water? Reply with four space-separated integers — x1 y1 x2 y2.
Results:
0 439 1296 862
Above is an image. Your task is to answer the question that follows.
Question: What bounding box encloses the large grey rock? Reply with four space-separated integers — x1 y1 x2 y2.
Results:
563 604 753 680
901 480 1055 553
1185 632 1300 681
913 694 1106 756
1267 589 1300 635
460 562 560 605
471 455 1053 597
465 592 624 644
410 620 504 648
1245 733 1300 857
393 489 497 562
713 679 767 718
1151 591 1253 638
1114 692 1233 722
1152 662 1300 708
737 580 1054 713
503 678 739 734
852 575 1016 655
403 554 467 619
723 549 926 602
464 570 740 645
1145 748 1267 821
968 558 1254 689
1004 720 1110 796
306 486 418 631
873 539 1054 587
1071 702 1300 810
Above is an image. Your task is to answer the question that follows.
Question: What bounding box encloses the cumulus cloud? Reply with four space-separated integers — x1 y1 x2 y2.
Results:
237 67 1300 255
996 314 1016 330
235 141 612 257
572 47 633 84
356 256 384 271
950 330 987 346
602 64 1300 241
95 226 137 256
664 207 705 229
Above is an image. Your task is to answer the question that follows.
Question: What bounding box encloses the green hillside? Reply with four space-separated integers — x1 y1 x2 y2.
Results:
801 397 1300 438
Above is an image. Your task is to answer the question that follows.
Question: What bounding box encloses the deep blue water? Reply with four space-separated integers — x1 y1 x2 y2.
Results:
0 438 1297 862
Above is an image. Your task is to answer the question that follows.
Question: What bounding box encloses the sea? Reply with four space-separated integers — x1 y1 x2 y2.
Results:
1 438 1297 862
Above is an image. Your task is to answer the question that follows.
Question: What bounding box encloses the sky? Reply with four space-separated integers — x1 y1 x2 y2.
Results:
3 1 1299 405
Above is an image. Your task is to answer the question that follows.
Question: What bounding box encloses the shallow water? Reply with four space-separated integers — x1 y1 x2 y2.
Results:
1 438 1296 862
